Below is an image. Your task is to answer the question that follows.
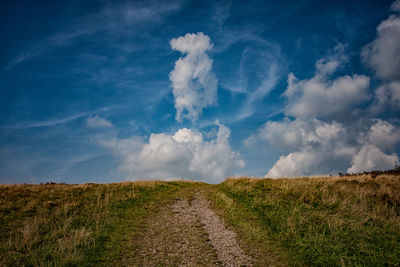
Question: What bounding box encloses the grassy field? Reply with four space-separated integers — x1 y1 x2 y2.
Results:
210 175 400 266
1 175 399 266
0 181 201 266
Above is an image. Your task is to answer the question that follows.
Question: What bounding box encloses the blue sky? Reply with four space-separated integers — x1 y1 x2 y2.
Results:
1 0 400 183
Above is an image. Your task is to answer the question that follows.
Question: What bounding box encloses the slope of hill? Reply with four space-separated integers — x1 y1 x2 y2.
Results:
1 174 399 266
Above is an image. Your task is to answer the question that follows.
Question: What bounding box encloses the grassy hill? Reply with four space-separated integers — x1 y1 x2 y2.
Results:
1 174 399 266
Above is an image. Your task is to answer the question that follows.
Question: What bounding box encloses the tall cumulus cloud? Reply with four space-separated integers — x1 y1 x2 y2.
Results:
169 32 218 122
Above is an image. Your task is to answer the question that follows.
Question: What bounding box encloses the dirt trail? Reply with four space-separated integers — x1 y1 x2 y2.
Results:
131 191 253 266
192 194 254 267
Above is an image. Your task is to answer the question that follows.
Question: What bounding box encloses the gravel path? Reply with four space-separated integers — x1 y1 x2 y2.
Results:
131 192 253 266
133 197 220 266
191 194 254 267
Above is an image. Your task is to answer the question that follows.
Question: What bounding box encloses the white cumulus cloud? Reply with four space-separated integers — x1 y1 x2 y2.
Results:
261 119 351 178
169 32 218 122
362 13 400 82
371 81 400 113
99 122 244 182
363 3 400 114
259 118 345 152
246 42 400 178
347 145 399 173
86 115 113 128
391 0 400 13
284 55 370 120
266 151 318 178
364 119 400 151
262 118 400 178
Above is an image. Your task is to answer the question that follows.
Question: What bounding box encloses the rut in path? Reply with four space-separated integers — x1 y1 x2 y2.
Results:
132 193 253 267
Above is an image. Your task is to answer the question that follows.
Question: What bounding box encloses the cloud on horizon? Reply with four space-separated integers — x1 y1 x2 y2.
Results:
260 118 400 178
99 121 244 183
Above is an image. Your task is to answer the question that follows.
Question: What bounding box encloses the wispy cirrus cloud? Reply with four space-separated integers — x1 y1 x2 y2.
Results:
213 0 232 31
221 40 283 120
6 112 91 130
86 115 113 128
4 107 112 130
5 0 183 70
237 47 281 120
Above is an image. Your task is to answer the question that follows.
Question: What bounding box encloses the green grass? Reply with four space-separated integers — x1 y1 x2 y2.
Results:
211 175 400 266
